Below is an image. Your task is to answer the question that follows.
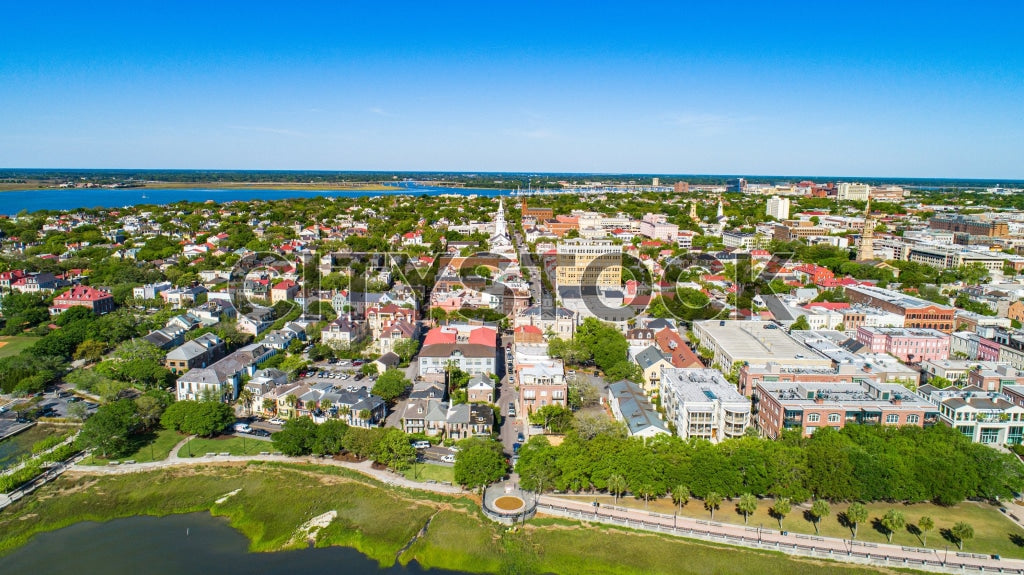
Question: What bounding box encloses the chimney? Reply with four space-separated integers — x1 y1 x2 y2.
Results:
814 396 824 405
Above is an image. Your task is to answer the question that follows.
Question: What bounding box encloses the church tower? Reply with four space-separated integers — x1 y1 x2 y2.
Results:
494 197 507 238
689 202 699 222
858 196 875 261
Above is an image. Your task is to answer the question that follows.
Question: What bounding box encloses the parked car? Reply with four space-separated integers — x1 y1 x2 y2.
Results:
352 360 365 366
507 405 516 417
268 418 286 425
252 429 272 437
441 454 455 463
516 432 525 443
411 440 430 450
233 423 253 433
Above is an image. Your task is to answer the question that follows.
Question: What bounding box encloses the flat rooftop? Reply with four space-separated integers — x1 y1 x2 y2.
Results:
696 320 832 367
662 368 749 405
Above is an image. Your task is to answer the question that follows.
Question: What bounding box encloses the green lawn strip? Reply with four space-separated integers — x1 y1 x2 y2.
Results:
181 436 272 457
401 508 504 573
567 494 1024 558
80 427 185 465
0 336 38 359
401 462 455 484
530 524 905 575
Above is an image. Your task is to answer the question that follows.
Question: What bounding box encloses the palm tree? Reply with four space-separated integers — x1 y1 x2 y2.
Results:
846 502 868 540
880 509 905 543
262 398 276 416
358 409 372 426
918 516 934 546
237 387 254 416
810 500 831 535
607 474 627 504
771 497 791 529
671 485 690 512
950 521 974 550
339 405 351 424
737 493 757 525
285 394 298 418
704 492 722 520
321 399 333 417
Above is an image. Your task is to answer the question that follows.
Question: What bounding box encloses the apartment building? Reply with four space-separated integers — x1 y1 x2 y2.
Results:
660 368 751 443
766 196 790 220
692 320 832 372
754 380 939 439
918 384 1024 445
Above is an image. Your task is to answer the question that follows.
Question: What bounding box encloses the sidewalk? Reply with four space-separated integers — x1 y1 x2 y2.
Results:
538 496 1020 575
68 451 466 496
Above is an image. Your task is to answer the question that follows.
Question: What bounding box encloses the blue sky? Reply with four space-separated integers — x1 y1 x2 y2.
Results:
2 1 1022 178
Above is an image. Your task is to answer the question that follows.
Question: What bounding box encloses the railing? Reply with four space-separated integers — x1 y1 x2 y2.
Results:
535 500 1020 575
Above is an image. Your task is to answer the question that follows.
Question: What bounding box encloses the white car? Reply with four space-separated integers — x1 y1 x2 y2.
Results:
268 418 285 425
411 440 430 449
233 423 252 433
441 454 455 463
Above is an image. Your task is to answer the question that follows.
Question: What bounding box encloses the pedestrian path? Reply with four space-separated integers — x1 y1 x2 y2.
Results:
538 496 1019 575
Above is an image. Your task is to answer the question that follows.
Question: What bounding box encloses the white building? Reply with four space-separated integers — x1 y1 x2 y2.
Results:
766 196 790 220
917 384 1024 445
660 368 751 443
837 182 870 202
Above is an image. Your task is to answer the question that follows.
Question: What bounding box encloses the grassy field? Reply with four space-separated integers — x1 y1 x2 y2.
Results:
567 493 1024 558
401 462 455 484
0 462 926 574
0 336 37 359
180 435 274 457
79 427 185 465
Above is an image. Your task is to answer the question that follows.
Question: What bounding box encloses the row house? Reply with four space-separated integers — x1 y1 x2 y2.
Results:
854 326 950 363
374 319 418 356
418 325 497 382
398 399 494 438
608 379 670 438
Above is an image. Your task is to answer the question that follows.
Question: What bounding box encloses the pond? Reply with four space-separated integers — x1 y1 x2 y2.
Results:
2 512 475 575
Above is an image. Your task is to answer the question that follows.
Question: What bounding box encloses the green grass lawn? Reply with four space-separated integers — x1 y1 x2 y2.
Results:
79 427 186 465
180 435 274 457
400 462 455 484
567 493 1024 558
0 336 37 359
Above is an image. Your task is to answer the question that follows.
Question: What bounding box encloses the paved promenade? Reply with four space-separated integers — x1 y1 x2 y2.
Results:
537 496 1022 575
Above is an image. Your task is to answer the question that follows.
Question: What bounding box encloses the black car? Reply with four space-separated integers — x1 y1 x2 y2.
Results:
252 429 272 437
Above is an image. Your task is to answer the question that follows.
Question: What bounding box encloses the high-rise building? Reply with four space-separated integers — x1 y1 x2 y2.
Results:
652 177 660 187
766 196 790 220
837 182 871 201
674 181 690 194
727 178 746 193
857 197 875 261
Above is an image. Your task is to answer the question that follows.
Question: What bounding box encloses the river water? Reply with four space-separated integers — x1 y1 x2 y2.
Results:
0 184 510 215
2 512 473 575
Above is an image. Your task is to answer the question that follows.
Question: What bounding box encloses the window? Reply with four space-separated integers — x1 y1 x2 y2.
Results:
906 414 920 424
805 426 817 434
827 413 840 423
885 414 899 424
807 413 821 422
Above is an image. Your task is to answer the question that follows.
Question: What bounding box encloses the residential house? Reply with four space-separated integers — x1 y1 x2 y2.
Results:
271 279 300 303
164 333 225 373
631 346 674 394
372 351 401 374
467 374 495 403
320 315 368 349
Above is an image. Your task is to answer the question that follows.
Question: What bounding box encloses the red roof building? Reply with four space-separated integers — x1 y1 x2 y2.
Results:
51 285 115 315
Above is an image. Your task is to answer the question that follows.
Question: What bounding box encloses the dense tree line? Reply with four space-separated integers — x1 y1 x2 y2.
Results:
515 425 1022 506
